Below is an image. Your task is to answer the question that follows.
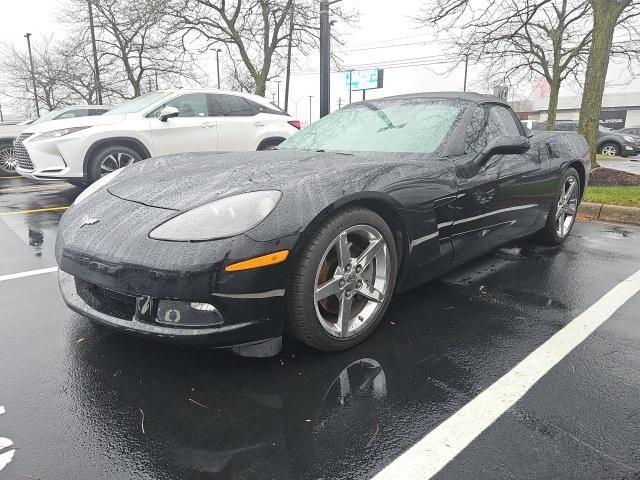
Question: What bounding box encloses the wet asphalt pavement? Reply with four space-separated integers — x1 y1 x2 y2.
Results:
1 176 639 480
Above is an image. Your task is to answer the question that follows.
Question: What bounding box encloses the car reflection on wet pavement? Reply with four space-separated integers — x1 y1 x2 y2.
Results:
1 177 640 480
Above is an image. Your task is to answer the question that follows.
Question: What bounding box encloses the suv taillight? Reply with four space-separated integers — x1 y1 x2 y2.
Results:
288 120 301 130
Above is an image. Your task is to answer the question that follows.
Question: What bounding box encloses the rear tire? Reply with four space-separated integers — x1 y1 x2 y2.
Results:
598 142 620 156
68 179 87 188
537 167 581 246
257 138 284 150
286 207 397 351
87 145 141 184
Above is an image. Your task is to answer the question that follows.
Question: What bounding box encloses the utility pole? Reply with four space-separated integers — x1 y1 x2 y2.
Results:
319 1 339 118
308 95 313 124
155 70 159 90
463 54 469 92
284 3 295 113
24 33 40 117
276 80 282 106
0 103 3 123
87 0 102 104
348 69 353 104
215 49 222 89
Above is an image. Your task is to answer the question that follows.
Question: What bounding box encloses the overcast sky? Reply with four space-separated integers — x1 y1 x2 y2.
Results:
1 0 639 120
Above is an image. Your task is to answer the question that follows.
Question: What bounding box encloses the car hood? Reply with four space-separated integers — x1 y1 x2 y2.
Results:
22 113 127 134
0 124 28 138
107 150 445 211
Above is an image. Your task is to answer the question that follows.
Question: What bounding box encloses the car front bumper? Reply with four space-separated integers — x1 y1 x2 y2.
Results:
58 267 285 354
55 188 298 355
621 143 640 157
14 134 87 180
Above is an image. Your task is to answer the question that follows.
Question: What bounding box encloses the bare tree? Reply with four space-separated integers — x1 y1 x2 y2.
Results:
0 36 77 113
62 0 207 99
416 0 593 130
170 0 356 97
578 0 638 167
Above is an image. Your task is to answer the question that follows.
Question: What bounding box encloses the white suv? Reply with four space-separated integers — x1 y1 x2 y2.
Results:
1 105 110 175
15 89 300 185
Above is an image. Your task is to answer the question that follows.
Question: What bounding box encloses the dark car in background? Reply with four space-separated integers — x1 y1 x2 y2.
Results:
617 126 640 138
532 120 640 157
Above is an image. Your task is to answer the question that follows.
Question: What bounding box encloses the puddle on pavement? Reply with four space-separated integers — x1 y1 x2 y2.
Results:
496 288 568 310
600 227 634 239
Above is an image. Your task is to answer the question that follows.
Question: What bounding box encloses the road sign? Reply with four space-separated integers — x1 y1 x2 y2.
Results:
345 69 384 91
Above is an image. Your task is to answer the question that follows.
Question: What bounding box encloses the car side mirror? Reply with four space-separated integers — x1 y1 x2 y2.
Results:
159 106 179 122
476 135 530 166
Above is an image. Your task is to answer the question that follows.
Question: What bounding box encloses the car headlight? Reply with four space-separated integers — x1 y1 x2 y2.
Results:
149 190 282 241
623 135 636 143
73 169 124 206
32 126 91 141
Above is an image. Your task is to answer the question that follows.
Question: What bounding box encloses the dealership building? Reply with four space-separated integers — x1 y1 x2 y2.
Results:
514 92 640 130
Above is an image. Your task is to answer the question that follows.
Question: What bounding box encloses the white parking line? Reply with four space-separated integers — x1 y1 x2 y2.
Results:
373 268 640 480
0 405 15 472
0 267 58 283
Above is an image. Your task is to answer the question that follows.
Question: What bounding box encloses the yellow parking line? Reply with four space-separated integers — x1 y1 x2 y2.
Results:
0 184 70 193
0 176 28 180
0 206 69 216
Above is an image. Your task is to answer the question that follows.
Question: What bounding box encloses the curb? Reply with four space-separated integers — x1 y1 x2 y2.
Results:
578 202 640 226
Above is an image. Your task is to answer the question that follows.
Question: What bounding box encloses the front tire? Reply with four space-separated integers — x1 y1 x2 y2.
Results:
537 167 580 245
0 143 18 176
286 207 398 351
87 145 141 183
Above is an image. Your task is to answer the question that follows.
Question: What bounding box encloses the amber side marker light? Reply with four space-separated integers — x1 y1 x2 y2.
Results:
225 250 289 272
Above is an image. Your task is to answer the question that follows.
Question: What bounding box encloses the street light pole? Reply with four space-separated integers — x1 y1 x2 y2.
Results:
284 3 295 113
216 49 222 89
319 0 330 118
276 80 281 107
24 33 40 117
87 0 102 104
463 54 469 92
308 95 313 124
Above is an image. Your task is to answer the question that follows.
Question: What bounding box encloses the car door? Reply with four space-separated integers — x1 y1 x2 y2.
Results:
149 93 218 155
209 94 262 151
450 104 547 261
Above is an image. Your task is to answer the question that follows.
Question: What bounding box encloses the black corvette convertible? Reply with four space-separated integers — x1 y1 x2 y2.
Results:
56 92 590 357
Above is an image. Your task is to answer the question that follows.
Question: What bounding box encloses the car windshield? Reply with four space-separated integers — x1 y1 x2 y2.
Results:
31 109 62 125
279 99 465 154
105 91 173 115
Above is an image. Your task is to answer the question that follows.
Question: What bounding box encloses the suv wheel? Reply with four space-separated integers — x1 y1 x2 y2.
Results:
87 145 141 183
599 142 620 156
0 143 18 176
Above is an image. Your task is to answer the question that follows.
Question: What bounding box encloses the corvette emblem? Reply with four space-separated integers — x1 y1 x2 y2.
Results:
80 216 100 228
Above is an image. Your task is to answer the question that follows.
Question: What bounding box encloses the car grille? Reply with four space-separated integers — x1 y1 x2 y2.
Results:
75 278 137 321
13 133 34 170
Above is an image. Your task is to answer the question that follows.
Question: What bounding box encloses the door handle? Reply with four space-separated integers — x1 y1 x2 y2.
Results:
254 121 266 127
201 122 216 128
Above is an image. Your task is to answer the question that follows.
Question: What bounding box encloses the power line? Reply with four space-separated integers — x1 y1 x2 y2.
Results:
341 40 431 53
342 32 431 49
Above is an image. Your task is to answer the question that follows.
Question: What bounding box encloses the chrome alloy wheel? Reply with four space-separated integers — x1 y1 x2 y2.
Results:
601 144 618 156
0 146 18 173
99 152 135 177
314 225 390 338
556 175 579 238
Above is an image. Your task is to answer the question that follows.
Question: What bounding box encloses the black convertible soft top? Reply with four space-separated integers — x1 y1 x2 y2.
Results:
367 91 507 105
